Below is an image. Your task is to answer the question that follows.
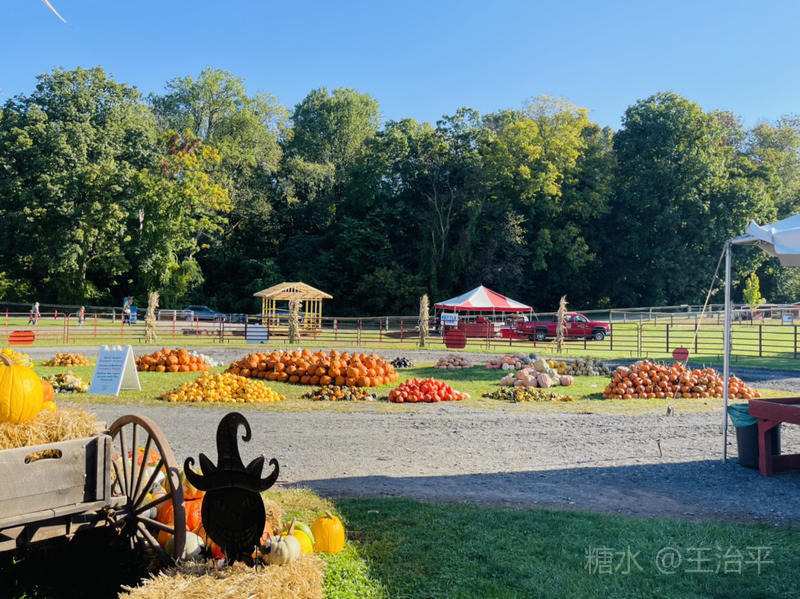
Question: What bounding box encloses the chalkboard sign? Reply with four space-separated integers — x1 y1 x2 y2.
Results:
88 345 141 396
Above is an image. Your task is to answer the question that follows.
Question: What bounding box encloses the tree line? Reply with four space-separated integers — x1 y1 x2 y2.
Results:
1 66 798 315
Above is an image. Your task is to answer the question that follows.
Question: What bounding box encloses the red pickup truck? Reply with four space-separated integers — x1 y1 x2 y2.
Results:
514 312 611 342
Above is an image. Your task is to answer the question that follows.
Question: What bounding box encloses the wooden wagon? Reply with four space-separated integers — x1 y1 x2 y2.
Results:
0 414 187 563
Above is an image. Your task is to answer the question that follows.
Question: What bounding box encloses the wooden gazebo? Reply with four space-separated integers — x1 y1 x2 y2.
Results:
253 282 332 328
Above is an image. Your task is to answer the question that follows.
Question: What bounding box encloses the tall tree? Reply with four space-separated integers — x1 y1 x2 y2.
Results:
0 67 157 303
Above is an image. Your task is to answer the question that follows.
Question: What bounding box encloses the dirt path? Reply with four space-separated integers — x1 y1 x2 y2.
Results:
34 345 800 524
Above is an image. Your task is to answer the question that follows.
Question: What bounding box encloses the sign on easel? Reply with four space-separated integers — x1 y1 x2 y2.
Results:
89 345 141 396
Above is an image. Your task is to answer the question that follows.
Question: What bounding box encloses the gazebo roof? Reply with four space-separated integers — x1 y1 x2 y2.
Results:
253 281 333 300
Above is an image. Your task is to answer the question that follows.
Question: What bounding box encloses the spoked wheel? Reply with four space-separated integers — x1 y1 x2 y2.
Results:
108 414 185 566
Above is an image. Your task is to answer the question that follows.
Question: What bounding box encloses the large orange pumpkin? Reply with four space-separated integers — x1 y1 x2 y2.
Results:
0 354 44 423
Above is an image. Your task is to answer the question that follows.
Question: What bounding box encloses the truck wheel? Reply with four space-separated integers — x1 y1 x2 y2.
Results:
592 329 606 341
535 329 547 342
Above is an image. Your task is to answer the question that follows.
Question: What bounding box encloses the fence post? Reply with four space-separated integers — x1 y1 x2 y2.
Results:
172 312 176 336
609 322 613 351
694 315 699 356
94 314 98 339
794 325 797 359
64 314 69 344
400 319 404 342
379 319 383 343
4 309 7 341
759 324 763 357
334 319 338 341
195 316 199 336
358 319 362 345
638 324 642 356
665 324 669 353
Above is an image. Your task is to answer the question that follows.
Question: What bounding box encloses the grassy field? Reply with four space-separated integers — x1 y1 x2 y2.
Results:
39 361 786 416
5 488 799 598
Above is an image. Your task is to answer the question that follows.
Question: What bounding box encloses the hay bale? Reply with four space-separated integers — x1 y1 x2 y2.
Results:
262 497 283 533
0 406 102 451
120 556 325 599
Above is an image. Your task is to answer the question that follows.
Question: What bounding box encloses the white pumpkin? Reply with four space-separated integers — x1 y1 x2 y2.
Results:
265 533 302 565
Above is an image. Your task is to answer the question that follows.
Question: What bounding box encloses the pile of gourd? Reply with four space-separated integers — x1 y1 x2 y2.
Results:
161 372 285 403
302 385 378 401
43 352 92 367
558 357 612 376
435 354 472 369
498 357 573 388
603 360 759 400
136 348 212 372
390 356 414 368
227 349 398 387
44 371 90 393
151 466 346 563
482 387 574 402
486 352 537 370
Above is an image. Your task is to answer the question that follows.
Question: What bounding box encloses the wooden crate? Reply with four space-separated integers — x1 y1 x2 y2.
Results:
0 435 111 549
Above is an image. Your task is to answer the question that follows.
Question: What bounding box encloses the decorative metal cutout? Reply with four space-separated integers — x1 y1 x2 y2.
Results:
184 412 279 563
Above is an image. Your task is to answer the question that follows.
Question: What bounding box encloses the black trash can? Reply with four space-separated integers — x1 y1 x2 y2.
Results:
727 403 780 469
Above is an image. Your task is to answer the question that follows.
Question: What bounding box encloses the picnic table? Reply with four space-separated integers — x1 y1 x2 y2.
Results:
748 397 800 476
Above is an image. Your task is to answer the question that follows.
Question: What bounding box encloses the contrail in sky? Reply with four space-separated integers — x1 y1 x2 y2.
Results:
42 0 68 23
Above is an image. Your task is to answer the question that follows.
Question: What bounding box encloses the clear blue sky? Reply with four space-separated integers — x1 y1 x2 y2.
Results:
2 0 799 129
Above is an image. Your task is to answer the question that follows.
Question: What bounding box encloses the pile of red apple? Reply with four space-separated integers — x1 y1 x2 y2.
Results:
387 378 467 403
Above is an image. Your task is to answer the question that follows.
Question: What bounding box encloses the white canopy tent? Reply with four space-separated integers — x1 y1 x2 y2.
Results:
724 215 800 460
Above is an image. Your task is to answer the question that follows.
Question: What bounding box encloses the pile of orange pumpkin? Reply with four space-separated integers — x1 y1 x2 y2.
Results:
135 348 211 372
602 361 760 400
226 349 399 387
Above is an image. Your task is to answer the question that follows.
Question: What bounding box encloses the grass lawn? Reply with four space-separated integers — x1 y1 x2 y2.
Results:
38 362 788 416
6 488 799 598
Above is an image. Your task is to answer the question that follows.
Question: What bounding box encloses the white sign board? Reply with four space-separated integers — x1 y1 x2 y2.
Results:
246 324 270 344
89 345 141 396
440 313 459 326
783 313 794 324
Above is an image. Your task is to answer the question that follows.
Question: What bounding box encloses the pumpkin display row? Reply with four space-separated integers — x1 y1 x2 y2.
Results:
603 361 759 400
161 372 285 403
135 348 211 372
226 349 399 387
387 378 467 403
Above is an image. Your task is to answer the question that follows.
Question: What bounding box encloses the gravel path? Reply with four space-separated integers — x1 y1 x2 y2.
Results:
37 345 800 524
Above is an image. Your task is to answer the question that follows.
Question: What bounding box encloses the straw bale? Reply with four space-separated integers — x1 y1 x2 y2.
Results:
0 406 102 451
262 497 283 533
119 556 325 599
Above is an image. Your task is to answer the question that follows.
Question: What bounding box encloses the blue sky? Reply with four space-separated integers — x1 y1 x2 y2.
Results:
2 0 799 129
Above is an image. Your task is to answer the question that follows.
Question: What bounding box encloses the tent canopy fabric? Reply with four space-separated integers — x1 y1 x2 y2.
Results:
434 285 532 312
732 216 800 267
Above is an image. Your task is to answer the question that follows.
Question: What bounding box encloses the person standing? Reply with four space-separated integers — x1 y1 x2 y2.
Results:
32 302 40 326
78 305 85 326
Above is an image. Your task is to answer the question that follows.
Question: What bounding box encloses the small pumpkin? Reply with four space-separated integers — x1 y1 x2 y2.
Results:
311 511 345 554
165 530 204 561
0 354 45 423
265 519 301 565
41 380 55 403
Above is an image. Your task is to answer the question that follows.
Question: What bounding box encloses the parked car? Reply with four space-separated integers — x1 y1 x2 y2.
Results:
513 312 611 342
182 305 226 322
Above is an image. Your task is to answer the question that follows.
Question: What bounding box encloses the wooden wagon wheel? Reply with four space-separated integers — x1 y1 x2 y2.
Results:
108 414 186 565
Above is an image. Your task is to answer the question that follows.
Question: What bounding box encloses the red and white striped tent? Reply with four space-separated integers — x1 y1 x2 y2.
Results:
434 285 532 313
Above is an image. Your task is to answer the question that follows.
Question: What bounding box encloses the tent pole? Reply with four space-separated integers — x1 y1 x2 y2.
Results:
723 240 732 463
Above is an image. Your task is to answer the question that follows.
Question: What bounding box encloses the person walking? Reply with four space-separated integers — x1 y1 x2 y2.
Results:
32 302 40 326
78 305 85 326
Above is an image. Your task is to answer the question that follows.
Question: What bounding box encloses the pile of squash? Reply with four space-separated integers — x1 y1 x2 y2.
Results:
0 348 32 367
43 371 90 393
435 354 472 369
161 372 284 403
482 387 574 402
135 348 212 372
43 352 92 367
387 378 467 403
227 349 398 387
603 361 759 400
302 386 378 401
499 369 574 388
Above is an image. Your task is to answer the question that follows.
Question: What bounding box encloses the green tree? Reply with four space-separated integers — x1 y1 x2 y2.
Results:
743 272 765 315
0 66 157 303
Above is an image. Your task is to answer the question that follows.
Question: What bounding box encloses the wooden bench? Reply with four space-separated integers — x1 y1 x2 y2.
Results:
748 397 800 476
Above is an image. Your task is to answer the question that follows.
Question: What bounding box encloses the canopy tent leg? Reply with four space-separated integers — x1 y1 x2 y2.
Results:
723 241 732 463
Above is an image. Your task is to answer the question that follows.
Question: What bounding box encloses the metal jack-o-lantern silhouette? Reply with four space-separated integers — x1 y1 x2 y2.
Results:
184 412 279 563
